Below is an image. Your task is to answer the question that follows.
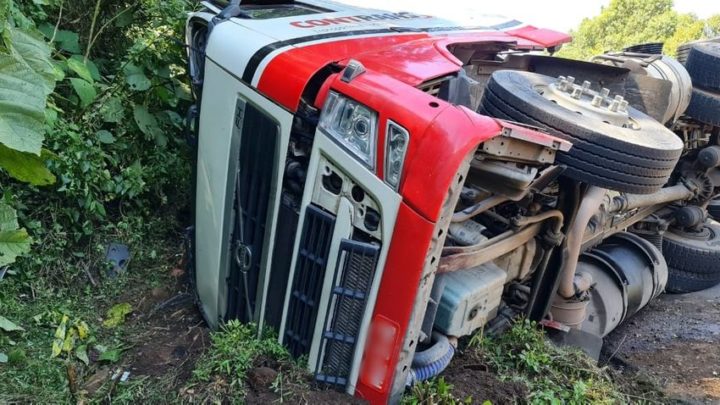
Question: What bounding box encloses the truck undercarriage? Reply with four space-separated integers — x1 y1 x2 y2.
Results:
185 1 720 403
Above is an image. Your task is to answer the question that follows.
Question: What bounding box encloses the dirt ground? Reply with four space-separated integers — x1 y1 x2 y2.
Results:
603 282 720 404
105 271 720 403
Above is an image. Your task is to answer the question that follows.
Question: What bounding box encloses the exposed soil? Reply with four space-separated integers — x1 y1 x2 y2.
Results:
244 358 367 404
443 348 529 403
81 272 210 398
603 283 720 404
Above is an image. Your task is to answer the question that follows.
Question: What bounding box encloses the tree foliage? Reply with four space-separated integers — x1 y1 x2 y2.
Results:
0 0 192 276
559 0 720 60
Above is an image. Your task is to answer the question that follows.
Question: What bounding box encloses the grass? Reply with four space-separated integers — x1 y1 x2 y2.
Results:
402 320 650 405
474 320 626 404
185 321 309 403
403 377 475 405
0 211 185 404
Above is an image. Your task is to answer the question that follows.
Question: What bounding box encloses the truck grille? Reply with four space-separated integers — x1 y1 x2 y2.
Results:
285 204 336 357
316 239 380 388
226 101 279 322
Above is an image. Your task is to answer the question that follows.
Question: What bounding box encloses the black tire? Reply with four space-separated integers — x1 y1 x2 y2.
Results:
685 88 720 126
685 43 720 91
480 70 684 194
662 221 720 293
666 270 720 294
707 195 720 220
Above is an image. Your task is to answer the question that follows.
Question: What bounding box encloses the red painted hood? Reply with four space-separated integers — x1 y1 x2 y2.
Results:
255 26 571 111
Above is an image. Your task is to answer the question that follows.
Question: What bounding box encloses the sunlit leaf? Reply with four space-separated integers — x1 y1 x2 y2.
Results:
102 303 132 328
0 353 7 363
51 315 68 358
75 321 89 339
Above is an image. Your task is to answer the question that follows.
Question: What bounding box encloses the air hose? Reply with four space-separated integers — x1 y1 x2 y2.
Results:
406 333 456 387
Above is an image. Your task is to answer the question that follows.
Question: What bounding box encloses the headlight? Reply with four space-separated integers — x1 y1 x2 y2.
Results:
319 91 378 169
384 121 409 190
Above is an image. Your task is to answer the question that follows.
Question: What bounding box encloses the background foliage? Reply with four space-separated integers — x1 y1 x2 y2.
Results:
2 0 192 285
559 0 720 60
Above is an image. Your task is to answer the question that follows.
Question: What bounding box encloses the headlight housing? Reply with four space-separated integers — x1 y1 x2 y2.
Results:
319 91 378 169
384 121 409 190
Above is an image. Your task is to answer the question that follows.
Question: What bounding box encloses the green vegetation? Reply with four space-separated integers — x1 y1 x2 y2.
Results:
403 320 650 404
186 321 310 403
0 0 194 402
476 320 625 404
404 377 474 405
559 0 720 60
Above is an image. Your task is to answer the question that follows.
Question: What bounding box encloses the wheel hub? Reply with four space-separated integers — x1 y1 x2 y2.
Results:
536 76 641 130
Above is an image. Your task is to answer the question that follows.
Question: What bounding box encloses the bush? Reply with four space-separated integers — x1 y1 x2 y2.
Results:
2 0 193 286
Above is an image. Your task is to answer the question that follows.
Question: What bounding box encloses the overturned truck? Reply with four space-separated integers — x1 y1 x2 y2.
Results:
184 1 720 403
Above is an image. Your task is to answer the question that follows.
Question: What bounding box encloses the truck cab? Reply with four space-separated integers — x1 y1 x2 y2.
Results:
185 1 720 403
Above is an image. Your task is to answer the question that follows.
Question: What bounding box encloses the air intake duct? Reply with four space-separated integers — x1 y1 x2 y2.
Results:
580 232 668 337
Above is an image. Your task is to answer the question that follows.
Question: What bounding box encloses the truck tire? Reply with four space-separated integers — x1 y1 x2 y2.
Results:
479 70 684 194
685 43 720 91
707 196 720 220
684 88 720 127
662 221 720 293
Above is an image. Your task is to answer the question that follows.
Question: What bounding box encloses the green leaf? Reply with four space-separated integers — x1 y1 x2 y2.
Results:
53 30 80 53
114 8 135 28
98 348 121 363
0 201 19 232
0 315 24 332
133 104 164 144
123 63 151 91
9 28 57 92
96 130 115 144
0 228 31 267
75 345 89 365
0 27 56 155
70 78 97 108
100 97 124 123
67 57 93 83
0 202 30 266
0 353 7 363
0 144 56 185
102 303 132 328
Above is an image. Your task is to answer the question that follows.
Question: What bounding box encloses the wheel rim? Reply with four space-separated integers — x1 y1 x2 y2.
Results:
534 76 641 130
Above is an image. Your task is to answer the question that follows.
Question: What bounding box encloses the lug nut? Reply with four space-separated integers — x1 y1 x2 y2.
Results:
581 80 591 93
619 100 629 112
571 86 583 99
609 99 620 112
600 88 610 97
591 95 603 107
614 94 624 103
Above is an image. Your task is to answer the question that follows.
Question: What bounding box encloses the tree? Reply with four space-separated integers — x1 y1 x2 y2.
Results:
558 0 720 60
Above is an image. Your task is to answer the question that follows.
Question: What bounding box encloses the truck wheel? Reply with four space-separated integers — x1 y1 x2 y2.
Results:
707 195 720 220
480 70 684 194
684 88 720 127
662 221 720 293
685 43 720 91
